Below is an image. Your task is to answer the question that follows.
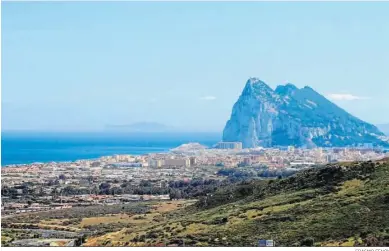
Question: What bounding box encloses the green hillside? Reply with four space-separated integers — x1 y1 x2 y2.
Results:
86 159 389 247
3 159 389 247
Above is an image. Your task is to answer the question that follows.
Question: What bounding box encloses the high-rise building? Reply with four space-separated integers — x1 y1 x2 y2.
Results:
149 159 163 168
287 146 295 152
189 157 197 166
215 142 243 150
362 143 374 149
243 157 252 166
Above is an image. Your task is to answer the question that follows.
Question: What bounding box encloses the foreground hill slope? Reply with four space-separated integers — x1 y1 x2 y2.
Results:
223 78 388 148
86 159 389 247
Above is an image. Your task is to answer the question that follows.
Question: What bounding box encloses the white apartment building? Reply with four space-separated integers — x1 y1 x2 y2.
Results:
149 159 163 168
215 142 243 150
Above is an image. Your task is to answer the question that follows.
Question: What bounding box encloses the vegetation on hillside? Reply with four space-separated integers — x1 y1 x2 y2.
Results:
3 159 389 247
83 159 389 247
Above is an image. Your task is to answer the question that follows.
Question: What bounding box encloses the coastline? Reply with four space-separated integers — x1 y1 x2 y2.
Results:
1 131 221 167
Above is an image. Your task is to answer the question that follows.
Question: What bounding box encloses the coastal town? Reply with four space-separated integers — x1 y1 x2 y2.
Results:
2 142 388 218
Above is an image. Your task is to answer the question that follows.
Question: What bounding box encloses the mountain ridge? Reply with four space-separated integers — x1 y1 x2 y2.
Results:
223 78 388 148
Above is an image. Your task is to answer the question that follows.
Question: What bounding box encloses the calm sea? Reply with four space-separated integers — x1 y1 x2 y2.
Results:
1 131 221 166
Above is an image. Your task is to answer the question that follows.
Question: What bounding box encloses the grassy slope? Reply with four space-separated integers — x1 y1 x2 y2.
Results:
86 159 389 247
3 159 389 247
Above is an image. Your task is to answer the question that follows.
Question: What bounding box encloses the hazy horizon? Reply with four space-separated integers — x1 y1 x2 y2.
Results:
2 2 389 132
2 120 389 134
1 127 223 133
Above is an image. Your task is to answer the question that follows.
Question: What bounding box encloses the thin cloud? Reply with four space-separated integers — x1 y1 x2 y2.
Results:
327 93 370 101
200 96 217 101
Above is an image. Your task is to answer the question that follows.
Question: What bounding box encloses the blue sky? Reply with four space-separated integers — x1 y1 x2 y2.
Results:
2 2 389 132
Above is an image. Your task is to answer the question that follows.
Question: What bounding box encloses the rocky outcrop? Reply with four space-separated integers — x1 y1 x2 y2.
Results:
170 143 208 153
223 78 388 148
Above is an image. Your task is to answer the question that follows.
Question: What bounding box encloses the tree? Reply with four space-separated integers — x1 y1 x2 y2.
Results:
300 237 314 247
99 182 111 190
87 175 94 184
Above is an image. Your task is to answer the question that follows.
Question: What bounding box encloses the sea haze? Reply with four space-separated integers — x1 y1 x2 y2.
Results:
1 131 221 166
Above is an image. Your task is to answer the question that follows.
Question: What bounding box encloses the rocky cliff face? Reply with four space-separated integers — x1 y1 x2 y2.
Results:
223 78 388 148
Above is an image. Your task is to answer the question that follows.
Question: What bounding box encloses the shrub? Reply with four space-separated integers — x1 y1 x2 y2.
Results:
300 237 315 246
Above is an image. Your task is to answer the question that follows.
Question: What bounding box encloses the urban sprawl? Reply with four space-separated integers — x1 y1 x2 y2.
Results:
2 141 388 217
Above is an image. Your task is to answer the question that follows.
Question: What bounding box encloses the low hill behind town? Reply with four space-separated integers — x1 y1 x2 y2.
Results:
78 158 389 247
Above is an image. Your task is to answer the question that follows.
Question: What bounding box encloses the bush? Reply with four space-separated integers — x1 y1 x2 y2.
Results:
300 237 315 246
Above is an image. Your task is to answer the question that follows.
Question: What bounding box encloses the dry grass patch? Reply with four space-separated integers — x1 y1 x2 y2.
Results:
79 214 133 227
40 218 71 226
337 179 363 196
50 240 69 247
151 200 196 213
178 223 208 236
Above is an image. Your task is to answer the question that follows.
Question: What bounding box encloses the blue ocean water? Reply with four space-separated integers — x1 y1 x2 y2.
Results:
1 132 221 166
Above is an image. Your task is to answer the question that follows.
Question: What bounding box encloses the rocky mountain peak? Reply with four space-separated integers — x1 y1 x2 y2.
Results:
223 77 388 148
275 83 298 96
242 78 274 100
